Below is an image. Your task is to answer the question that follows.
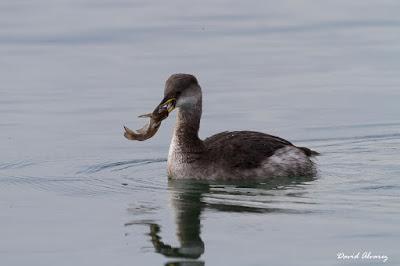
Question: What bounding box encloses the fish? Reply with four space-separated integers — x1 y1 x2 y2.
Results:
123 108 169 141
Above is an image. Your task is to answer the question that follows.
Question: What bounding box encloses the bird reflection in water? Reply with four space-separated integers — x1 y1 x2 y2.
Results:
136 175 315 266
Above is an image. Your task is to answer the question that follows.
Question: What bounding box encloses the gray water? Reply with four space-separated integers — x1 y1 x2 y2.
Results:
1 0 400 265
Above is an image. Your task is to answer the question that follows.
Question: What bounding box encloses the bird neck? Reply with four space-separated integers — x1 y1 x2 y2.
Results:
172 99 204 153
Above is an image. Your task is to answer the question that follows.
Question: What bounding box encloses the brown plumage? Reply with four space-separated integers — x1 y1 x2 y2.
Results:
204 131 296 169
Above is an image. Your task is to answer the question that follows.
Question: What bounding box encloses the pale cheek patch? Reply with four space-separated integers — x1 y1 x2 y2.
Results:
177 95 199 107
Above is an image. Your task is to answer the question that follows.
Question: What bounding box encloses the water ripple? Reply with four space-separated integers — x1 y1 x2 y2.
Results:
0 175 127 196
296 132 400 144
0 160 35 170
76 158 166 174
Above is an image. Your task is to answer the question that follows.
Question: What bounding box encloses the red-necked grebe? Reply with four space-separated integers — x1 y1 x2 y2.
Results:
124 73 319 180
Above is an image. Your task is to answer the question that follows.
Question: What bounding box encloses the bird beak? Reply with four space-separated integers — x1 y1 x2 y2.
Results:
156 97 176 114
137 97 176 121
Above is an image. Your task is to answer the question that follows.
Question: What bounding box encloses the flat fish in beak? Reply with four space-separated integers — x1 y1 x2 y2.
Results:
123 109 169 141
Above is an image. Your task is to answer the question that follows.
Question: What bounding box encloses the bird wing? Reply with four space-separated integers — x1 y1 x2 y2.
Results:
203 131 294 169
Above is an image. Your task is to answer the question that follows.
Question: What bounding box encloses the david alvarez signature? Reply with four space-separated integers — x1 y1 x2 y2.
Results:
337 251 389 263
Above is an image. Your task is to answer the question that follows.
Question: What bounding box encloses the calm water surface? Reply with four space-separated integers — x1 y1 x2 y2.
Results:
1 0 400 265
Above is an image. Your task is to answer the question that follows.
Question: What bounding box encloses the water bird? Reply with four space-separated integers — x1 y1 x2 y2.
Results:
124 74 319 180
